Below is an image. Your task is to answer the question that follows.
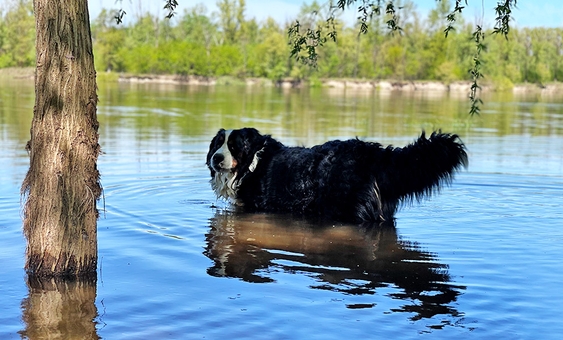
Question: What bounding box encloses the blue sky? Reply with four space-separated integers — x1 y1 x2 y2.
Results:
88 0 563 28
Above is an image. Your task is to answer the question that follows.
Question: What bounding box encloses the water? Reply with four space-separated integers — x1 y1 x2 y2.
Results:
1 78 563 339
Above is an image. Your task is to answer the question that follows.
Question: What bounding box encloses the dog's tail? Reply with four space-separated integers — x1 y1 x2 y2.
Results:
376 131 468 217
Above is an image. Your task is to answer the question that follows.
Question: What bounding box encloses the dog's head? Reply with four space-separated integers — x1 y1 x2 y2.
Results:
206 128 266 200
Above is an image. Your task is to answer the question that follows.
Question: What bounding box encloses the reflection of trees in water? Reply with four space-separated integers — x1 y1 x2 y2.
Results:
19 276 100 340
205 211 466 322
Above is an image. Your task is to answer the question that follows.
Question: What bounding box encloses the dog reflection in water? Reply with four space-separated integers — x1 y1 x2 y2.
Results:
205 211 465 320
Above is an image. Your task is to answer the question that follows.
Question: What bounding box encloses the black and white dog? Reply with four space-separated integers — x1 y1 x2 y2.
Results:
206 128 467 223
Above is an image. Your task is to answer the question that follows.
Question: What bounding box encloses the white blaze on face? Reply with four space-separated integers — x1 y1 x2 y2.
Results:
211 129 240 202
213 129 235 171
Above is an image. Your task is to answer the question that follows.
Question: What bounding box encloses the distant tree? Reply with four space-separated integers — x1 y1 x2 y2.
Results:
254 18 289 79
217 0 247 45
177 4 217 46
0 0 34 68
91 9 127 72
288 0 518 115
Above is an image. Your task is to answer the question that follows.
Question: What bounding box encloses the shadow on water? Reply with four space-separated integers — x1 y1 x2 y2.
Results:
205 211 466 322
19 276 100 340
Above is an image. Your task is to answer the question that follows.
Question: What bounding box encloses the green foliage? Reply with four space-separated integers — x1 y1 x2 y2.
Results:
1 0 562 95
491 75 514 91
92 9 128 72
468 24 485 115
217 0 247 45
0 0 35 68
164 0 179 19
287 0 517 115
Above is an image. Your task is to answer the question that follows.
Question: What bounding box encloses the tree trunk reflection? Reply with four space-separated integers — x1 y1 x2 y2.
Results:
20 276 99 340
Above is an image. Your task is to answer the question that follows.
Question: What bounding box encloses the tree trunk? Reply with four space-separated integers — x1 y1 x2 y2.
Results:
22 0 101 278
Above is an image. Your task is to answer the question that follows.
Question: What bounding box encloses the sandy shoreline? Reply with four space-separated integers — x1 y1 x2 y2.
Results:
2 67 561 95
111 73 563 95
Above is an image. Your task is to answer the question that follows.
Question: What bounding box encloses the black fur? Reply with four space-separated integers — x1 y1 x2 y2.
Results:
207 128 468 223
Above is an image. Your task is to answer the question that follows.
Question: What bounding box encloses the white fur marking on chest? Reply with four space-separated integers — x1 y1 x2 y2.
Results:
211 146 264 205
211 171 239 201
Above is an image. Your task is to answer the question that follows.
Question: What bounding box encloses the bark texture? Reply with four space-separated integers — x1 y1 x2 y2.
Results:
22 0 101 278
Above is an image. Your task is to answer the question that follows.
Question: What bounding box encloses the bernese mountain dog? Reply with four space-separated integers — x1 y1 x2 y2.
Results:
206 128 467 223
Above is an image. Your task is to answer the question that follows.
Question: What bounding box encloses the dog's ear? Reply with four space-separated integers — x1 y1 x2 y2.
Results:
240 128 264 151
240 127 261 138
209 129 225 150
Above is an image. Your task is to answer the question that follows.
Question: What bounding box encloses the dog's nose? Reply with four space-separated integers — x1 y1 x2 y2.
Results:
212 153 224 167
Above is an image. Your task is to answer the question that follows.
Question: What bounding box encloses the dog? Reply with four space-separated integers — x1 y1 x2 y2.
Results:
206 128 467 223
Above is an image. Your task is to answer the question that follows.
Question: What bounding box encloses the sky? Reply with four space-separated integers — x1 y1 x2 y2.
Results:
88 0 563 28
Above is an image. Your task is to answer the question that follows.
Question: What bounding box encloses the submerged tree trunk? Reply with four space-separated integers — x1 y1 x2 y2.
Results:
22 0 101 278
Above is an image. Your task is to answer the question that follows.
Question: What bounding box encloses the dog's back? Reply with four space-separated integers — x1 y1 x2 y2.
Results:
208 128 467 223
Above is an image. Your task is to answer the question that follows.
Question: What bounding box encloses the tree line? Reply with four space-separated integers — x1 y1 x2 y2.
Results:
1 0 562 87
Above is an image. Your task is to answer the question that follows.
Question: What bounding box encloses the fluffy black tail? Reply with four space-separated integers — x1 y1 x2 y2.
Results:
376 131 468 219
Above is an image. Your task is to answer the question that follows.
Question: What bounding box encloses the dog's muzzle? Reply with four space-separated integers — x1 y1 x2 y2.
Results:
210 153 223 169
211 151 237 172
210 153 225 172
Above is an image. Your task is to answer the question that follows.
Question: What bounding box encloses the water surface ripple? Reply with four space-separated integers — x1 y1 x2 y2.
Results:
1 81 562 339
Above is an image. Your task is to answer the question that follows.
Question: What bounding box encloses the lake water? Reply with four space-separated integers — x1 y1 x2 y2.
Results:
1 78 563 339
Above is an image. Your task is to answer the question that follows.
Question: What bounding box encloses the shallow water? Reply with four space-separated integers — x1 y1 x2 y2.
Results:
1 79 563 339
